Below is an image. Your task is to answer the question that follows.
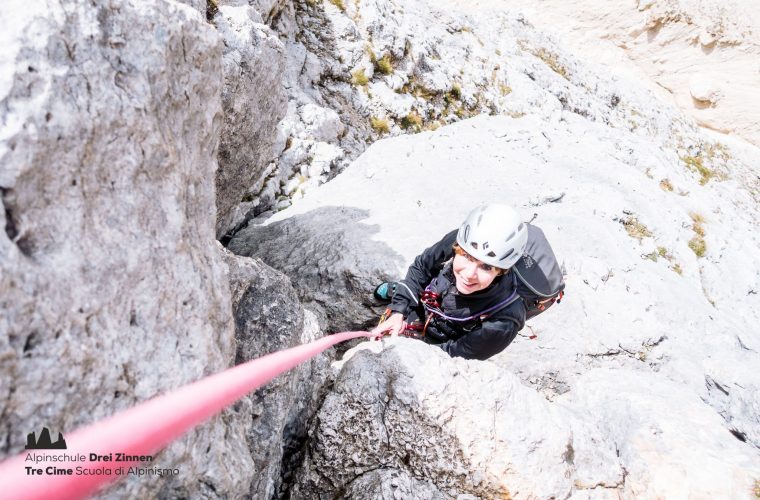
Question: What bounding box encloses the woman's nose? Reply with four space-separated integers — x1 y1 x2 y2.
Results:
463 261 478 279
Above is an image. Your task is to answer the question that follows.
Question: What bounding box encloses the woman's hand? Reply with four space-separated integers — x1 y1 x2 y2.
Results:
370 312 404 339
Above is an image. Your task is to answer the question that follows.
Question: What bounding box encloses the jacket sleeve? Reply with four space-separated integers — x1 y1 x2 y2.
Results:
436 317 521 360
389 229 458 318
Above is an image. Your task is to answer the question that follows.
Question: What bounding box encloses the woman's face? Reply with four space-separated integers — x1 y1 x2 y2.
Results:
452 251 502 294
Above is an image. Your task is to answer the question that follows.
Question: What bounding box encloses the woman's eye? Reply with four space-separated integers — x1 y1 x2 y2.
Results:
480 265 493 272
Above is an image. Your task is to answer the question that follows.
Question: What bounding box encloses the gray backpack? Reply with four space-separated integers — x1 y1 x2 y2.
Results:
513 224 565 320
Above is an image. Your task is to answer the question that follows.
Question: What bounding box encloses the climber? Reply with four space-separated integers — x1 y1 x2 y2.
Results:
371 203 563 361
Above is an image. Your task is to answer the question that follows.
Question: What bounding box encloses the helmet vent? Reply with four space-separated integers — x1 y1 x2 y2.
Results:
499 248 514 261
505 230 516 242
470 242 479 250
487 251 496 258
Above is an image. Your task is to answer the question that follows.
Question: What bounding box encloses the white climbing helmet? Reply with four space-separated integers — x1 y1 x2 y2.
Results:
456 204 528 269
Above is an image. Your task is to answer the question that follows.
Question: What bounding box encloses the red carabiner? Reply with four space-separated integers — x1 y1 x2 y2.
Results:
421 290 440 308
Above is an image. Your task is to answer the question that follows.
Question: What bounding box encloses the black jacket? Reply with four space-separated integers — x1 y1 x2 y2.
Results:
389 230 526 360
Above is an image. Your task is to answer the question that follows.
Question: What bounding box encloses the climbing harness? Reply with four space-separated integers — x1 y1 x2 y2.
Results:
421 283 520 323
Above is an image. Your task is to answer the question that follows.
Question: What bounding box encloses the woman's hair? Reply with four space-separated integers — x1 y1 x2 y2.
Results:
452 243 508 275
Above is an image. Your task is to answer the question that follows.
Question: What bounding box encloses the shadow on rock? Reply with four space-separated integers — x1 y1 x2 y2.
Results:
228 206 404 334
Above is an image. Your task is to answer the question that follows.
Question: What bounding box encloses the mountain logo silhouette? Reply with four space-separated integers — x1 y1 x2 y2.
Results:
25 427 67 450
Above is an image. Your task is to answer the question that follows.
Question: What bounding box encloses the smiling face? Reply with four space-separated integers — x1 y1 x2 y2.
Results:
452 246 503 294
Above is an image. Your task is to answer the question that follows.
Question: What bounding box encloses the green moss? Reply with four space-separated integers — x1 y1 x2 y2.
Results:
241 193 254 203
350 68 369 86
753 479 760 499
657 246 668 257
370 116 390 134
375 54 393 75
644 251 658 262
671 263 683 275
499 83 512 96
622 216 652 241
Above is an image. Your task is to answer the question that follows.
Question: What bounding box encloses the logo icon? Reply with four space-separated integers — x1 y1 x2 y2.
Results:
25 427 67 450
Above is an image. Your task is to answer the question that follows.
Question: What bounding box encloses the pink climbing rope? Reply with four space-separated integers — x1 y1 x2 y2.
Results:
0 330 373 500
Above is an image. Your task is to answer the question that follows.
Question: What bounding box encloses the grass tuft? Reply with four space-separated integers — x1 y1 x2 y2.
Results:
370 116 390 134
532 47 568 79
644 251 658 262
400 112 423 132
681 155 715 185
328 0 345 11
206 0 219 21
622 216 652 241
660 179 674 192
690 212 706 236
687 212 707 258
351 68 369 86
375 54 393 75
688 236 706 257
450 83 462 100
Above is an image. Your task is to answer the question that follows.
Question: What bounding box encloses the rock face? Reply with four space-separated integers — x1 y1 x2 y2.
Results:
228 206 404 333
293 341 760 498
0 1 252 497
442 0 760 146
224 0 718 224
213 3 288 238
222 249 329 499
232 105 760 494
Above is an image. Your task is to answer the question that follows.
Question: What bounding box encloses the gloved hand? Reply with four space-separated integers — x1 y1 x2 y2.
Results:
370 312 404 339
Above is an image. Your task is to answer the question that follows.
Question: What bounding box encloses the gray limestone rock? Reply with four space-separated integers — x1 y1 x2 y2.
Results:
297 338 760 498
342 468 447 500
222 249 330 499
292 341 576 498
228 206 404 333
0 1 252 497
214 4 288 238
